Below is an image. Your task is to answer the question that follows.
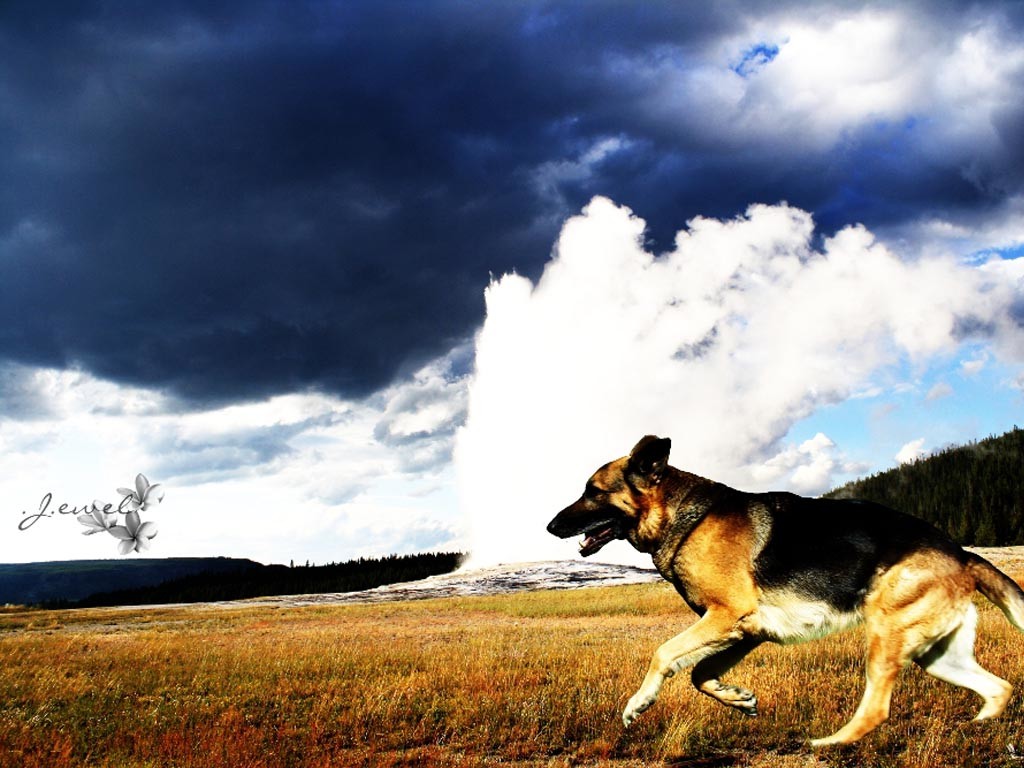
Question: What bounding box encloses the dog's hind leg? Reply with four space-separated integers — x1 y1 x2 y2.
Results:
691 636 763 716
809 622 906 746
914 603 1012 721
812 554 981 746
623 609 746 727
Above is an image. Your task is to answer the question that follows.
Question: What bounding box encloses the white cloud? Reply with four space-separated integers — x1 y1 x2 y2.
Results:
896 438 928 465
960 354 988 377
926 381 954 401
753 433 867 495
374 348 469 446
456 197 1024 566
611 7 1024 159
888 194 1024 264
0 353 469 565
736 12 921 147
531 135 633 209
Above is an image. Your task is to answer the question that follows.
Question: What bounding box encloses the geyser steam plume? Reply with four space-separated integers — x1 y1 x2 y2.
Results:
455 197 1024 567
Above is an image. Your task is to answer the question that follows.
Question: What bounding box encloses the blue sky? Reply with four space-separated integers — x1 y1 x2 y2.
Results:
1 1 1023 565
794 350 1023 466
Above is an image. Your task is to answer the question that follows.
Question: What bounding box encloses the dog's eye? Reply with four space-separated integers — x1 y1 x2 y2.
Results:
585 483 606 497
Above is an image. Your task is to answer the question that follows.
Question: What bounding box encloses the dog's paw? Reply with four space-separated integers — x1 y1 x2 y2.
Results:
728 692 758 717
809 733 850 748
726 686 758 716
700 681 758 715
622 692 655 728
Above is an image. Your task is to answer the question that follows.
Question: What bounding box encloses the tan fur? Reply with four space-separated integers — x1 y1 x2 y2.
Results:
811 551 975 745
547 435 1024 746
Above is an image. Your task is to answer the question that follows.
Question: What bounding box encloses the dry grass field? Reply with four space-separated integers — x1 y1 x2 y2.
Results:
2 576 1024 768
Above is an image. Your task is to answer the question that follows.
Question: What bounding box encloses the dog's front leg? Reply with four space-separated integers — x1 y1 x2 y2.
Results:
691 636 763 716
623 610 747 727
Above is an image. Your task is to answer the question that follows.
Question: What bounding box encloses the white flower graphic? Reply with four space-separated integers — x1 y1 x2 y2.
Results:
117 474 165 513
75 474 166 555
76 500 118 535
109 510 159 555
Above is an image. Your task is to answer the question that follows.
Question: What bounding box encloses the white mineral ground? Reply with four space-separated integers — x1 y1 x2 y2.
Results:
97 545 1024 612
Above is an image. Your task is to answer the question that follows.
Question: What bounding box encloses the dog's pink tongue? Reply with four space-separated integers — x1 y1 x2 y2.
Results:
579 526 613 557
579 535 598 557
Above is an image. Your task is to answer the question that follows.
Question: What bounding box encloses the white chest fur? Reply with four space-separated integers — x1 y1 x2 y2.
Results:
754 590 863 644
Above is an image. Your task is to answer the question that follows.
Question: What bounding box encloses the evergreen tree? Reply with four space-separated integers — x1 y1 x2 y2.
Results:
824 427 1024 546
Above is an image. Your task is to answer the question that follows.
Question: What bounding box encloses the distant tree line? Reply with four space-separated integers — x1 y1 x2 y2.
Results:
824 427 1024 546
49 552 465 609
0 557 259 607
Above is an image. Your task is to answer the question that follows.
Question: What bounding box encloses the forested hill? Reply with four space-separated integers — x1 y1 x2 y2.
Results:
824 427 1024 546
0 553 464 608
0 557 260 606
66 552 463 608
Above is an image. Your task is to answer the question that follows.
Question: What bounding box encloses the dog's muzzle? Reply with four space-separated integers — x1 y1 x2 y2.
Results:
547 505 622 557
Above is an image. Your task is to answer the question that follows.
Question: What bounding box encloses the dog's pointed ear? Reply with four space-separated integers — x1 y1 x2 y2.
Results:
628 435 671 483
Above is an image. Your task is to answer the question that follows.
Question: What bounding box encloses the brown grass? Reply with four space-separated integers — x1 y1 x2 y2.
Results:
1 579 1023 767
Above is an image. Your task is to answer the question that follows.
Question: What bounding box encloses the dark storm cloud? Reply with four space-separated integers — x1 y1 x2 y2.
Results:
0 363 54 420
1 1 1023 405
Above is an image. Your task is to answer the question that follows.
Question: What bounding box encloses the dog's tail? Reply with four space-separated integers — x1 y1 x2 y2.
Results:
968 552 1024 631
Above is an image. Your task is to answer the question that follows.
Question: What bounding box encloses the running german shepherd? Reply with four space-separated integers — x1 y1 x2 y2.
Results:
546 435 1024 745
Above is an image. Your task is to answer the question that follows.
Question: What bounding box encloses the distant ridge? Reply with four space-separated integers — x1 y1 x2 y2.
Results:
824 426 1024 546
70 552 463 608
0 557 259 606
0 553 465 608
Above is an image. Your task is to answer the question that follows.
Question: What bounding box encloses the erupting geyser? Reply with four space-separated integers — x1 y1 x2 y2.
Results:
454 196 1021 567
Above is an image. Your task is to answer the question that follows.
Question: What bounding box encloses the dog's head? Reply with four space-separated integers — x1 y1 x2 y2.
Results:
546 435 671 557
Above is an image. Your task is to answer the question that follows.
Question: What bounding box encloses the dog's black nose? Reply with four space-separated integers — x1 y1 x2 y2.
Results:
547 515 570 536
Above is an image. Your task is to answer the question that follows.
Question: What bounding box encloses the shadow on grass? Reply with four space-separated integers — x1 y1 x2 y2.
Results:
665 753 737 767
